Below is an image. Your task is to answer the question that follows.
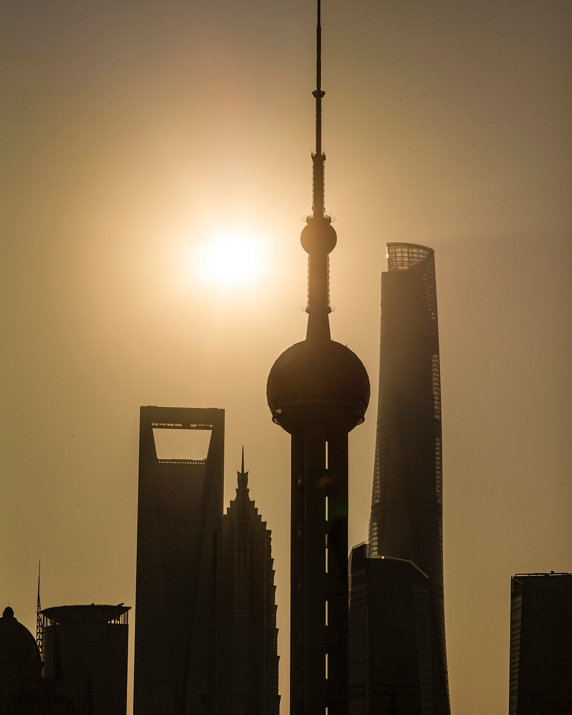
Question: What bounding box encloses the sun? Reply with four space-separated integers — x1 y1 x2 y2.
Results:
193 227 265 289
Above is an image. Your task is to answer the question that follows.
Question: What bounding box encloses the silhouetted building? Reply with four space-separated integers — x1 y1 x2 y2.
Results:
509 572 572 714
134 405 224 715
349 545 432 714
0 606 71 714
41 603 129 715
266 3 369 712
216 451 279 714
368 243 450 713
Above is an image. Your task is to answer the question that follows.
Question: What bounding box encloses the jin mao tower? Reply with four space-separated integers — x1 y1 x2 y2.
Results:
368 243 450 713
267 3 370 713
216 451 279 714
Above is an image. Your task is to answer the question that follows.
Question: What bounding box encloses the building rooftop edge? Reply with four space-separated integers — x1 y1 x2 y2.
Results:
513 571 572 578
387 242 434 252
40 604 130 625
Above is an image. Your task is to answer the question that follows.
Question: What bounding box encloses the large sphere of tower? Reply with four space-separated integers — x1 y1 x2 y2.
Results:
267 339 370 434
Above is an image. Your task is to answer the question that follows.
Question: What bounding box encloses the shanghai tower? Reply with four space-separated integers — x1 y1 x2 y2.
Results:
266 2 370 713
369 243 450 713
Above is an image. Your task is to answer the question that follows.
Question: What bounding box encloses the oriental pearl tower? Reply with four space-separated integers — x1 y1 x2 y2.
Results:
266 3 370 713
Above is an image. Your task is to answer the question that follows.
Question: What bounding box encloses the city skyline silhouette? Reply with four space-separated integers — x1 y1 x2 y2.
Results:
2 1 571 713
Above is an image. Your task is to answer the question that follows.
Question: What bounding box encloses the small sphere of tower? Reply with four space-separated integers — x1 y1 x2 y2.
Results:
300 216 337 256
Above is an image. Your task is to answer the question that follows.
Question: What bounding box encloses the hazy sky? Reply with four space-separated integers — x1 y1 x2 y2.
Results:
2 0 571 712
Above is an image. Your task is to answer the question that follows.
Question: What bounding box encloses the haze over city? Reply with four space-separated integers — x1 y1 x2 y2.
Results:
2 0 571 713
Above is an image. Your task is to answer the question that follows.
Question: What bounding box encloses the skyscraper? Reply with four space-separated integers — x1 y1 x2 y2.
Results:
216 451 279 714
134 405 224 715
41 603 130 715
349 545 432 714
266 2 370 713
509 572 572 714
368 243 450 713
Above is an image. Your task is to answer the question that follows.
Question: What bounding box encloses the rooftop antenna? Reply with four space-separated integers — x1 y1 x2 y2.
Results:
35 561 43 658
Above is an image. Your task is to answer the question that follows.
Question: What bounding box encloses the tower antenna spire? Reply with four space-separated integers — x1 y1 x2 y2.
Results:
312 0 326 218
300 0 337 342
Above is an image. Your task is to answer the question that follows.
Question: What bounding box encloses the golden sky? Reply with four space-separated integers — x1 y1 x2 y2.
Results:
2 0 571 712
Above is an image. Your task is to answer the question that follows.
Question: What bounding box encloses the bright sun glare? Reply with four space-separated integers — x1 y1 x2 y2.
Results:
193 228 265 289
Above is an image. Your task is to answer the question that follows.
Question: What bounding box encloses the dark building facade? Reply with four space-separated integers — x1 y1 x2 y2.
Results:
41 603 129 715
216 453 279 714
368 243 450 713
266 3 369 712
0 606 71 714
349 545 432 714
509 572 572 714
134 405 224 715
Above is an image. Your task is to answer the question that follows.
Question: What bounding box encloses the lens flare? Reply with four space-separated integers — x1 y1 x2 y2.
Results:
193 228 265 289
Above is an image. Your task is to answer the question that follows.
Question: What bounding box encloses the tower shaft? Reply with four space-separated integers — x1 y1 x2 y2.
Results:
290 429 349 714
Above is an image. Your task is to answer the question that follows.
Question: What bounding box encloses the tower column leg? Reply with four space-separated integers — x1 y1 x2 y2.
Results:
302 426 327 714
291 427 331 714
290 437 305 715
326 433 349 715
